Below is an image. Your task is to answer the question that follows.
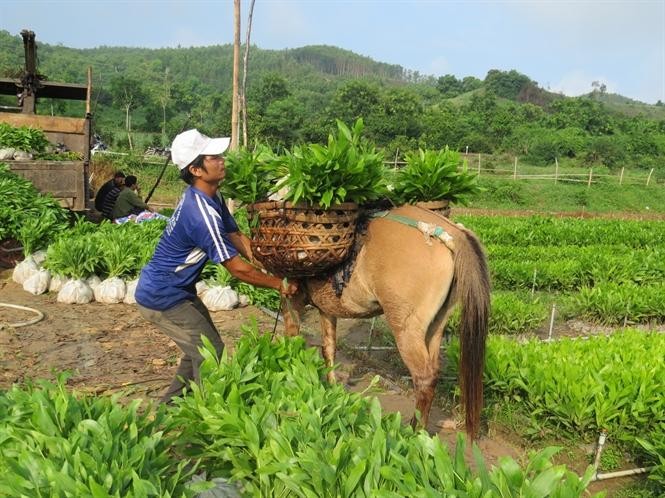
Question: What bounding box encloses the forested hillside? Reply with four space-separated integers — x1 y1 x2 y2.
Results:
1 29 664 174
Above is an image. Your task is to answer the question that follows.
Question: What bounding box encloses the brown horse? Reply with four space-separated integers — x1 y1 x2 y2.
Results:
281 205 491 439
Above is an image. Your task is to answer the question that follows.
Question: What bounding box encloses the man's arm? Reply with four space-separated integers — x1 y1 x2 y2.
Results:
227 231 260 266
222 255 297 296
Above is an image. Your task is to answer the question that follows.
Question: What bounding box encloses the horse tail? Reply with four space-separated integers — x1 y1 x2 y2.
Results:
453 227 490 440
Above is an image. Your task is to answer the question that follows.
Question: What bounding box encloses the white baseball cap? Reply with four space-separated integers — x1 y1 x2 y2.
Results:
171 129 231 170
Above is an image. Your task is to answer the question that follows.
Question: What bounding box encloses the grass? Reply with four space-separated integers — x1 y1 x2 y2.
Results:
462 176 665 215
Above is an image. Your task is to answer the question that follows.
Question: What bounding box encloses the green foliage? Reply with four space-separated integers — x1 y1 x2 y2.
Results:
277 119 387 208
221 145 281 204
171 322 600 497
0 122 50 152
44 218 166 279
0 164 69 249
456 330 665 446
0 373 201 497
391 147 481 204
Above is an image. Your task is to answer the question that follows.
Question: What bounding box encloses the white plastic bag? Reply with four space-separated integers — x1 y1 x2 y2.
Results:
123 279 138 304
12 256 38 284
238 294 250 307
196 280 210 296
86 275 102 291
94 277 126 304
0 148 15 160
57 279 94 304
201 286 239 311
32 250 48 267
23 268 51 295
48 274 67 293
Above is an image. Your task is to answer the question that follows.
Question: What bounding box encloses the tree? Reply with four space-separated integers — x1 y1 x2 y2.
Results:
436 74 463 98
108 74 146 149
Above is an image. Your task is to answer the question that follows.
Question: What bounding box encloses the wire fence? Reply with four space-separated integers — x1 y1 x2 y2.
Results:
385 153 663 188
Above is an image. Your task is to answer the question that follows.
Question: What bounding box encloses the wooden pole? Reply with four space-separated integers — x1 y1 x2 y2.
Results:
619 167 624 185
231 0 241 150
240 0 256 148
646 168 654 186
513 156 517 180
477 153 481 176
587 168 593 188
554 157 559 184
393 148 399 170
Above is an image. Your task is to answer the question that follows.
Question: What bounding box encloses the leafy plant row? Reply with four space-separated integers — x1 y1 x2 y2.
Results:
458 215 665 248
0 163 69 253
170 322 599 497
487 244 665 291
0 374 202 497
573 282 665 325
447 330 665 486
44 218 165 280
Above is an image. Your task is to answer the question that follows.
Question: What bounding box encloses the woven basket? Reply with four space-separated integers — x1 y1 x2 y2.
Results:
414 200 451 218
246 201 359 278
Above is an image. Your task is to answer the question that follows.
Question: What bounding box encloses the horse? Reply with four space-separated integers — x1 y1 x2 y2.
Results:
280 205 491 440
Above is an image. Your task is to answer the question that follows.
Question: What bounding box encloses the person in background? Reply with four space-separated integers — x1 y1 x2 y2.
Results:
110 175 152 220
135 129 298 403
94 170 125 212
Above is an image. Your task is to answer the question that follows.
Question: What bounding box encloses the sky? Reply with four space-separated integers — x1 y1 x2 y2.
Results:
1 0 664 104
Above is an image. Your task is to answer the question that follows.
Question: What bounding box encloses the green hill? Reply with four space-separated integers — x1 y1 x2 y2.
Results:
1 29 664 177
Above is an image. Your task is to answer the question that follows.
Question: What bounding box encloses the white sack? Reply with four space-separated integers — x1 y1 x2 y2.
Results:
238 294 250 307
57 279 94 304
196 280 210 296
23 268 51 295
0 148 15 160
123 279 138 304
32 250 48 266
201 286 239 311
48 274 67 293
12 256 38 284
86 275 102 291
94 277 126 304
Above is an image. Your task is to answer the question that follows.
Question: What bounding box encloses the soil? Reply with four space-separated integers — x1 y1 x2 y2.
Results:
0 269 642 496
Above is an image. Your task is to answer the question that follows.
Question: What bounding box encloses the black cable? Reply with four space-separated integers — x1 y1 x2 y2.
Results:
144 113 191 204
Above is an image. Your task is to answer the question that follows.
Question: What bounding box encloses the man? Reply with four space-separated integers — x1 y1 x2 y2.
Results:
135 129 298 402
94 171 125 212
110 175 151 219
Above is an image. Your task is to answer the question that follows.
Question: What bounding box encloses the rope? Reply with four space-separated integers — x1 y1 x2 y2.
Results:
0 302 45 328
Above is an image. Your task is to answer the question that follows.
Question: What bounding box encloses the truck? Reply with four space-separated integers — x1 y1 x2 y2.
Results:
0 30 92 211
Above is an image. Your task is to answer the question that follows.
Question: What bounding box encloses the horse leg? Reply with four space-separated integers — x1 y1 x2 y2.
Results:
281 292 307 337
319 312 338 383
386 313 438 429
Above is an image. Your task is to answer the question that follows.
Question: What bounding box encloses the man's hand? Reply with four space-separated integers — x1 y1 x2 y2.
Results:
280 278 299 297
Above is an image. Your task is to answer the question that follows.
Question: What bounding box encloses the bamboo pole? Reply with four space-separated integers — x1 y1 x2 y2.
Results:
646 168 654 186
240 0 256 148
554 157 559 183
477 153 481 176
587 168 593 188
619 167 624 185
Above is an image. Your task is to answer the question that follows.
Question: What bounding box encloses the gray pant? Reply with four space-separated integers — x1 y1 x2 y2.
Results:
137 297 224 402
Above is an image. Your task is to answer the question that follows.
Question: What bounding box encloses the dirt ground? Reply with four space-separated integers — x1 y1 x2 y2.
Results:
0 268 639 496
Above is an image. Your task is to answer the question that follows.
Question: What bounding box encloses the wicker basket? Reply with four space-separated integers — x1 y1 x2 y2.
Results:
246 201 359 278
414 200 451 218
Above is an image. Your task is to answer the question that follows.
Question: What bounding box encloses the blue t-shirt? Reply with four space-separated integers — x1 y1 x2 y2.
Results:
135 186 239 310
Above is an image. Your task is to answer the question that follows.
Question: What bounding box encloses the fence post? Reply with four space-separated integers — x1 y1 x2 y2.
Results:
619 167 625 185
393 148 399 170
477 153 481 176
555 157 559 184
513 156 517 180
646 168 654 186
587 168 593 188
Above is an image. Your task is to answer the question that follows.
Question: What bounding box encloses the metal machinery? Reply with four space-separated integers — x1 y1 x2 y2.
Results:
0 30 92 210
